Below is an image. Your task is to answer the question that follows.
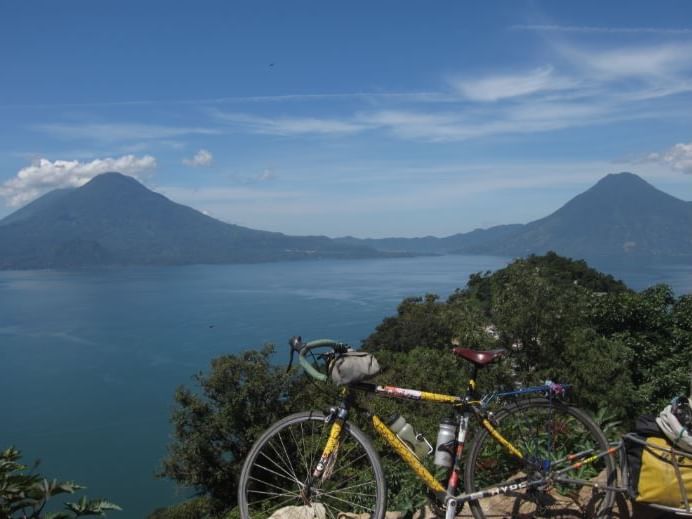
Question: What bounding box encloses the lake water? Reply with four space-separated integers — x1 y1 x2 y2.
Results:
1 254 690 517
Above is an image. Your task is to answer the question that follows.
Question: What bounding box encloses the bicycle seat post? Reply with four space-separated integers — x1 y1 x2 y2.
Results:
467 364 479 399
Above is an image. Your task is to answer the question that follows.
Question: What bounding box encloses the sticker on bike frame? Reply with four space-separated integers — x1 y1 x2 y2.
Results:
376 385 461 404
460 479 530 503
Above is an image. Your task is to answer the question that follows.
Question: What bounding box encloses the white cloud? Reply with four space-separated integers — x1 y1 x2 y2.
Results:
183 149 214 167
32 122 219 142
505 100 607 123
0 91 450 111
559 43 692 81
383 41 692 141
255 169 276 182
357 99 620 142
647 142 692 174
0 155 157 207
358 111 467 141
452 66 577 102
209 40 692 144
213 111 367 136
512 24 692 35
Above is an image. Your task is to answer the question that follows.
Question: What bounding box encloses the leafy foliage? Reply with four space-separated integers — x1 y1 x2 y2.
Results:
157 344 333 516
0 447 120 519
362 295 454 354
156 253 692 517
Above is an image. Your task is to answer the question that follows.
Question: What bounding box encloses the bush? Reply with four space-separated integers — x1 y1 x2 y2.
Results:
0 447 120 519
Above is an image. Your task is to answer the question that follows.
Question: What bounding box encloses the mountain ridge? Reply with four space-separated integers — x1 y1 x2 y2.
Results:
0 172 395 269
1 171 690 269
336 172 692 261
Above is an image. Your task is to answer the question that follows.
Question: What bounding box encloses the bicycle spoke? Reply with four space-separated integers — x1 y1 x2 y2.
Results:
264 436 295 476
261 495 303 515
320 476 375 494
320 488 378 502
465 400 614 519
327 450 369 478
240 412 384 518
323 504 337 519
248 475 302 496
245 489 302 513
291 420 319 480
257 451 301 484
246 488 298 499
278 429 301 482
320 491 376 512
309 419 328 473
319 479 378 495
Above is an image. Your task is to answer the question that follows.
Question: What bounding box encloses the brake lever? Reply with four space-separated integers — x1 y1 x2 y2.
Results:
286 336 304 373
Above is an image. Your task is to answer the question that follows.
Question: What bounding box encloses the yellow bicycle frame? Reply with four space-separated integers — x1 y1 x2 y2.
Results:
313 384 524 495
372 415 446 493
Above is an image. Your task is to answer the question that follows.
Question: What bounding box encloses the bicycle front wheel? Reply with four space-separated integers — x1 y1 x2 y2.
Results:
464 399 615 519
238 411 387 519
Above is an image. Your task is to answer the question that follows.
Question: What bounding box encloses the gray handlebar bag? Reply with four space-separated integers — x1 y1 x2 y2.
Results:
329 350 381 385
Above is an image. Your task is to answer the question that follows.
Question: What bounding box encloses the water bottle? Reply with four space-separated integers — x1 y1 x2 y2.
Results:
388 415 432 459
434 418 456 467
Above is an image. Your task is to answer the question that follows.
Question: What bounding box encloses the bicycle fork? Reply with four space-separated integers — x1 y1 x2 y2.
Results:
313 407 348 480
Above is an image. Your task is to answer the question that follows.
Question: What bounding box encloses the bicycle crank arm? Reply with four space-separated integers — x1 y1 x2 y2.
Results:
445 498 458 519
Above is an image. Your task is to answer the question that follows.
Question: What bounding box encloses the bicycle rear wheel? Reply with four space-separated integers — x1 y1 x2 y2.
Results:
238 411 387 519
464 399 615 519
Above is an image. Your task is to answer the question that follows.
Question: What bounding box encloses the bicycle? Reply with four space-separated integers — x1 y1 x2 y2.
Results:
238 338 618 519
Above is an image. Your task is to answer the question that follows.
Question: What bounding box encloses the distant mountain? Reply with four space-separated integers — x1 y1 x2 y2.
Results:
0 173 391 269
337 173 692 262
2 171 689 270
462 172 692 259
335 224 523 254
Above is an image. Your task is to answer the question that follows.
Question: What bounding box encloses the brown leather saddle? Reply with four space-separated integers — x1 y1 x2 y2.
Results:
452 347 507 367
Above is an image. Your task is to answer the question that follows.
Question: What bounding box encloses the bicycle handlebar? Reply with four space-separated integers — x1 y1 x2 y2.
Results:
288 336 346 382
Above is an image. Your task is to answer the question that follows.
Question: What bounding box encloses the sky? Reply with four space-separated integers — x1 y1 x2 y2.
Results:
1 0 691 238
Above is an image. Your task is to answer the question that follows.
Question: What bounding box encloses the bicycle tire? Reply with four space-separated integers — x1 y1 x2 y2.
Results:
238 411 387 519
464 398 616 519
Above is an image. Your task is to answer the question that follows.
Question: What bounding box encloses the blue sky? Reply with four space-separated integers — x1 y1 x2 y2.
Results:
1 0 691 237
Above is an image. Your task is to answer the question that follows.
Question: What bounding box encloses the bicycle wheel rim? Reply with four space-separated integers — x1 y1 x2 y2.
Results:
238 411 386 519
464 399 615 519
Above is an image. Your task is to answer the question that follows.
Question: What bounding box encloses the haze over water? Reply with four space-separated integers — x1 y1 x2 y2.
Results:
1 255 690 516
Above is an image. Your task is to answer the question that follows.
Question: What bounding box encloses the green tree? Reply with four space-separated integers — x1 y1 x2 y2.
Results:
587 285 692 415
0 447 120 519
157 344 332 517
363 295 453 353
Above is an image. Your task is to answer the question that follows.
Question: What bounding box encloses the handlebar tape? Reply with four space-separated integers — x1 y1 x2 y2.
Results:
297 339 341 382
